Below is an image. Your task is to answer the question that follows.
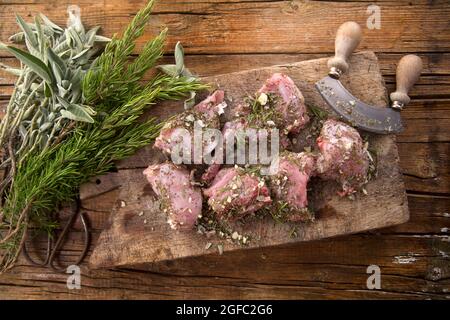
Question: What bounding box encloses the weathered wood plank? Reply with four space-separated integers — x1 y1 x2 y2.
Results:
382 195 450 235
398 143 450 194
0 0 449 54
1 232 448 299
2 52 449 101
398 116 450 143
1 52 449 85
3 51 449 110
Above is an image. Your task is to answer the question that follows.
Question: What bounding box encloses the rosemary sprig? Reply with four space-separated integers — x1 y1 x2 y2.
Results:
82 0 159 106
307 104 329 120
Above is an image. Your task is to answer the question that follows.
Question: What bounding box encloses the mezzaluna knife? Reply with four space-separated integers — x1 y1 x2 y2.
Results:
315 21 422 134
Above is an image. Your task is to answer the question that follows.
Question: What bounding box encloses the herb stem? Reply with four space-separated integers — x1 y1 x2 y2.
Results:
0 73 24 146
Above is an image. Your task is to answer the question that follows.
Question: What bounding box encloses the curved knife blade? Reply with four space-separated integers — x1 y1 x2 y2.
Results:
315 76 403 134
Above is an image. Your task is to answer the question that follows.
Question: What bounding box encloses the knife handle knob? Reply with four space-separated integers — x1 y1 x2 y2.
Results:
390 55 422 109
328 21 362 78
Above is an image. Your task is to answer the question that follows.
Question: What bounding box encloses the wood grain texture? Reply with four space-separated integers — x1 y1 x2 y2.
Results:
0 0 449 300
1 0 450 54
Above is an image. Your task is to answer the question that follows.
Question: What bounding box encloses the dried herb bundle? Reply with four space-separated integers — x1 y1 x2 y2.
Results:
0 0 207 272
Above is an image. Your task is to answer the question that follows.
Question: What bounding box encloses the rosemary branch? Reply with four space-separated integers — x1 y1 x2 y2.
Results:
82 0 160 106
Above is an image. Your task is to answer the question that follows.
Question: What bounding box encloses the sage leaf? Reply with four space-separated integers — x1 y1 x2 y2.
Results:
94 35 111 43
85 26 99 46
39 106 49 119
39 13 63 33
47 47 66 73
60 103 96 123
184 91 196 110
44 82 52 97
175 41 184 75
71 48 89 60
34 16 45 56
50 63 62 84
8 32 25 44
40 133 49 150
182 68 193 78
70 70 82 103
48 112 56 122
15 15 38 50
39 122 52 132
71 67 82 85
65 29 73 48
56 95 70 108
53 40 70 54
61 79 71 89
157 64 178 77
23 104 37 120
6 46 53 83
68 28 83 50
22 72 38 91
57 84 69 97
70 89 82 104
47 47 66 84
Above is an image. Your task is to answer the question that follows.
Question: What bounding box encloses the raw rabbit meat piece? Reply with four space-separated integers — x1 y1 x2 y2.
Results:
257 73 309 135
316 119 370 195
203 166 272 220
143 163 202 230
268 152 316 222
154 90 225 162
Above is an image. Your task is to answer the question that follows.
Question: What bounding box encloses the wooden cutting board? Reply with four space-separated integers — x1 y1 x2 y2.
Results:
86 51 409 269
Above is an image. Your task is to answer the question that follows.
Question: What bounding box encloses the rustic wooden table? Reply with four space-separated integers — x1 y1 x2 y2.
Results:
0 0 449 299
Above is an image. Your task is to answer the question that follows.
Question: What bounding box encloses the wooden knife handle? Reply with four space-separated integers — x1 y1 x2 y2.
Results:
327 21 362 78
390 55 423 110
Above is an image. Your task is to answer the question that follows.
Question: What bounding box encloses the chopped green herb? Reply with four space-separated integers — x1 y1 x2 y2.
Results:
307 104 329 120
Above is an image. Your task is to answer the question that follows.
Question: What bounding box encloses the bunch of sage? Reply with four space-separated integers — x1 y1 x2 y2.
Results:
0 6 109 165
